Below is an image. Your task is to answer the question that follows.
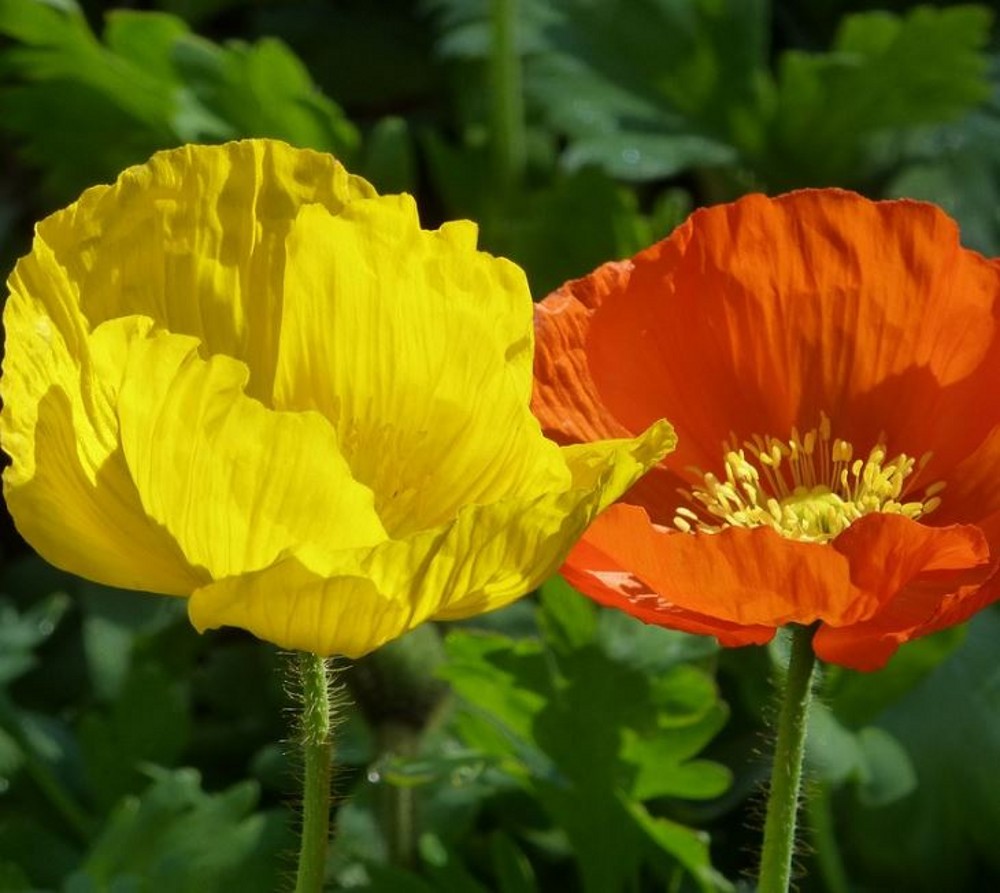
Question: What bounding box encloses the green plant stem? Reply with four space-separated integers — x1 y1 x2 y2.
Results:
808 780 851 893
489 0 526 189
295 652 334 893
378 722 421 869
757 625 818 893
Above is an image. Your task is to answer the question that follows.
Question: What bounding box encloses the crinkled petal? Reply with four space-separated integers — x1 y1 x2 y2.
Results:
188 421 675 656
564 504 998 668
561 503 869 636
532 261 679 517
532 260 635 445
116 329 387 581
17 140 376 403
1 279 202 593
816 514 996 670
271 199 558 536
562 534 775 647
533 190 1000 522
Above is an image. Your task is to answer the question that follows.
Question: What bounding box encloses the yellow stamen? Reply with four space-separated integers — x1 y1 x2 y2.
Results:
674 413 944 542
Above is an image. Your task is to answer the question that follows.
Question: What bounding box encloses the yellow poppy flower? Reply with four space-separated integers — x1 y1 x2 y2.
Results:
1 139 674 658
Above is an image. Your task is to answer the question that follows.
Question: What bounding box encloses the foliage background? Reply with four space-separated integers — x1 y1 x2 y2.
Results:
1 1 999 890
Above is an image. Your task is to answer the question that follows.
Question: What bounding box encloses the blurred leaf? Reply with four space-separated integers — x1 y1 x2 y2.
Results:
806 702 863 786
420 831 491 893
0 724 22 777
0 592 70 684
537 575 596 655
79 584 184 702
427 0 765 190
152 0 243 27
598 609 718 675
525 0 768 167
257 0 438 109
78 662 189 812
885 55 1000 256
170 32 358 150
828 624 966 727
0 861 32 891
854 727 916 808
841 608 1000 890
562 132 736 182
626 800 731 892
0 0 358 203
65 766 291 892
806 703 915 807
364 862 439 893
0 813 79 889
362 116 418 194
765 5 992 186
490 831 538 893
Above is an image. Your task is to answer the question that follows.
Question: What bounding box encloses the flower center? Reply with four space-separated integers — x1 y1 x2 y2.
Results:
674 414 944 543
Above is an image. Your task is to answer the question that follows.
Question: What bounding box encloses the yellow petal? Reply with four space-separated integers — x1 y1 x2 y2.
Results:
115 329 387 581
1 298 203 593
187 419 676 656
272 199 562 536
21 140 375 403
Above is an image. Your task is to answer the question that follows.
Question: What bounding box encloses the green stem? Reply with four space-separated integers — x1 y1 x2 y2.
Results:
294 653 334 893
489 0 526 190
757 625 817 893
377 722 421 869
807 781 851 893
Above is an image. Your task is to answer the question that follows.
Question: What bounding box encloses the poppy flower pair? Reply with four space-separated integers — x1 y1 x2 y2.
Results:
4 141 998 670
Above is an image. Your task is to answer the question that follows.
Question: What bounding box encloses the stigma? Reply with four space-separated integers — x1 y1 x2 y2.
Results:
674 413 944 542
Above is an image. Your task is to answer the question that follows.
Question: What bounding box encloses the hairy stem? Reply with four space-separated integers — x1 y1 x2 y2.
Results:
757 625 817 893
294 652 335 893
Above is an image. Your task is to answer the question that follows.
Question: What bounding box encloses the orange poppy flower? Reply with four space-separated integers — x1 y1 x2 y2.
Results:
532 189 1000 671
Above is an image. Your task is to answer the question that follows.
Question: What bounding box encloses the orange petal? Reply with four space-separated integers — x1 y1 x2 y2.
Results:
560 503 873 639
533 190 1000 521
532 260 688 521
816 514 996 670
532 259 634 445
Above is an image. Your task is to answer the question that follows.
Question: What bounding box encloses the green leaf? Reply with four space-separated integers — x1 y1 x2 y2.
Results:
841 609 1000 890
537 575 597 655
562 132 737 182
0 861 32 892
806 702 864 786
482 167 662 295
0 0 358 204
626 800 732 892
170 33 359 154
419 832 491 893
598 608 718 674
427 0 765 184
885 60 1000 256
79 584 184 702
853 727 916 808
490 832 538 893
524 0 768 165
441 595 732 893
0 818 79 888
0 593 70 685
829 625 966 727
78 662 190 812
362 116 418 194
67 767 292 892
766 6 992 186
